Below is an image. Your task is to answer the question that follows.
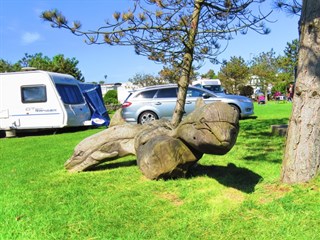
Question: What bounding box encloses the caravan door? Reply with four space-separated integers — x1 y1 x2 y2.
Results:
54 83 92 126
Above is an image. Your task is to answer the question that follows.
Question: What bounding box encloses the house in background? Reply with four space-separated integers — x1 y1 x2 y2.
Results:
100 82 139 103
247 75 273 99
100 82 122 95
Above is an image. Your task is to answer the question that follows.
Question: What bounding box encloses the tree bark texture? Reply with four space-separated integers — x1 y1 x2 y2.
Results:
281 0 320 183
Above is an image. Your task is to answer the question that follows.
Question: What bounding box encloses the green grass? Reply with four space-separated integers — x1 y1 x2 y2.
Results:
1 102 319 240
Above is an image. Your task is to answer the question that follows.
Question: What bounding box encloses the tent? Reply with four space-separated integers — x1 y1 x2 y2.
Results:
79 83 110 127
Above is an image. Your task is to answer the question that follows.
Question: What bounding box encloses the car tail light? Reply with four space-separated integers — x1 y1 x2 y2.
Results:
122 102 132 108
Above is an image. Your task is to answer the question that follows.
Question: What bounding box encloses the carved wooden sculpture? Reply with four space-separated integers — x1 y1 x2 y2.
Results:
65 100 239 179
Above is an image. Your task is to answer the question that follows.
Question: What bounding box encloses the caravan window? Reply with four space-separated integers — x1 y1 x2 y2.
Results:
21 85 47 103
55 84 85 104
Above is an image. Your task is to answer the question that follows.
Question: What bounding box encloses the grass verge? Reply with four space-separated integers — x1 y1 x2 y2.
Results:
1 102 319 240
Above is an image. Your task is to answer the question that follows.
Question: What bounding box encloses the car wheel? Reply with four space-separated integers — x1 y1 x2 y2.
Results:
138 111 158 124
229 104 241 119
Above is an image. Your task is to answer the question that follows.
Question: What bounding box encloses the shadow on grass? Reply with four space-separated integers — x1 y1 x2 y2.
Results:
87 158 261 193
242 115 258 120
240 118 289 138
86 158 137 172
243 153 283 164
188 163 262 193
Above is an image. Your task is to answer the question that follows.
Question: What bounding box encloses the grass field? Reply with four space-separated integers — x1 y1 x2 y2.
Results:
1 102 319 240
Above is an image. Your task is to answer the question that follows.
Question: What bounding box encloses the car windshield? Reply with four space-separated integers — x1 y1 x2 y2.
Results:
203 85 224 93
188 87 216 97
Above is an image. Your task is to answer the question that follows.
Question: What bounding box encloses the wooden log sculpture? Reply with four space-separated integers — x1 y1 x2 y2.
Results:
65 100 239 179
64 118 172 172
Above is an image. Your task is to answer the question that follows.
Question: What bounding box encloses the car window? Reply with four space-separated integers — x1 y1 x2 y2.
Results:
136 89 157 99
156 88 177 98
186 88 206 97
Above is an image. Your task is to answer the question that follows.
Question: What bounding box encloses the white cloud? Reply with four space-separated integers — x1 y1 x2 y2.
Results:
21 32 41 45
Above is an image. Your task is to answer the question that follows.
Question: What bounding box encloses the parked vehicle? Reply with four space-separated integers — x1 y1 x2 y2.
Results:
121 84 254 124
192 78 225 95
0 70 109 137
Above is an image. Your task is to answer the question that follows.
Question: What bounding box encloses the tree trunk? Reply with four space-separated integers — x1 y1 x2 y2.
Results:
171 0 203 128
171 53 192 128
281 0 320 183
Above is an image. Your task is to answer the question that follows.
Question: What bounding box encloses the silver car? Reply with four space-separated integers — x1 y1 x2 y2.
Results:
121 84 254 124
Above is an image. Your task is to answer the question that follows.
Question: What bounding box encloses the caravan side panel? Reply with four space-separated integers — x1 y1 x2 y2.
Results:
0 72 66 130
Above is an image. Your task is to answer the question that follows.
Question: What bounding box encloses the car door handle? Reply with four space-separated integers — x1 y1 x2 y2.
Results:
155 102 162 105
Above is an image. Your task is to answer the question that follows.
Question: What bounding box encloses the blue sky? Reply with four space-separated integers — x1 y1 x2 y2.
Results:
0 0 300 83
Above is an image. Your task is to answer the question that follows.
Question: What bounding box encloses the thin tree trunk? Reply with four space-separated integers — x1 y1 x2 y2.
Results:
171 0 203 128
281 0 320 183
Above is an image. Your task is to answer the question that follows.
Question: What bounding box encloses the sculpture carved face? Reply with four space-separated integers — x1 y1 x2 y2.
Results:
174 101 239 155
64 129 119 172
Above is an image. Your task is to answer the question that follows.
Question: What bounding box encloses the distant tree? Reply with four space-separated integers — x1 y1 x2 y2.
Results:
239 85 254 97
269 74 288 95
129 73 164 87
159 65 198 84
158 67 179 84
200 69 217 79
283 39 299 74
51 54 84 81
19 53 51 69
269 39 299 95
218 56 249 94
277 39 299 81
19 53 85 81
249 49 279 99
0 59 21 72
41 0 270 127
1 53 85 81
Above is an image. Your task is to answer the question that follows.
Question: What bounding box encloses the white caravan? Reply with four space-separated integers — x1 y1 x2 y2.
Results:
192 78 225 95
0 70 98 137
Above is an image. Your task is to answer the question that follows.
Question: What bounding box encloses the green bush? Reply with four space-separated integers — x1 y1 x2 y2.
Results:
272 81 290 95
103 89 119 104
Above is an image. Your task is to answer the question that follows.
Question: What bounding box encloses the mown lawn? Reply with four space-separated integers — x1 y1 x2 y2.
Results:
1 102 319 240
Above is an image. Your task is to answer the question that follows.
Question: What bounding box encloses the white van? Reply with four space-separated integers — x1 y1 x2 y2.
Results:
0 70 108 137
192 78 225 95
